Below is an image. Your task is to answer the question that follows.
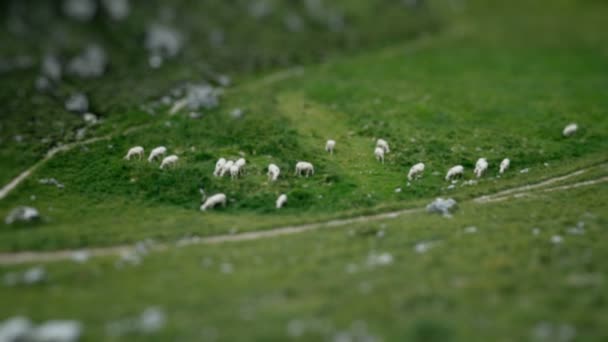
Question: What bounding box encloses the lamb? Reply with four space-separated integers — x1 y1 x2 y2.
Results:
499 158 510 174
199 190 227 211
235 158 246 175
563 123 578 137
325 140 336 154
474 158 488 178
267 164 280 182
148 146 167 162
213 158 226 177
124 146 144 160
276 194 287 209
408 162 425 181
374 147 385 163
230 164 240 180
376 139 390 153
445 165 464 181
295 161 314 177
159 155 179 169
219 160 234 177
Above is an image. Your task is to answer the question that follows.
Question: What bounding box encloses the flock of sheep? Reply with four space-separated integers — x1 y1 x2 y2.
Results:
123 123 579 212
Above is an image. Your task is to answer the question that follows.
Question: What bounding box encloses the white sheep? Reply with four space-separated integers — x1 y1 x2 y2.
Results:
124 146 144 160
295 161 314 177
276 194 287 209
148 146 167 162
199 190 227 211
160 155 179 169
325 140 336 154
220 160 234 177
230 164 240 180
408 162 425 181
445 165 464 181
376 139 390 153
213 158 226 177
267 164 280 182
499 158 510 174
374 147 385 163
474 158 488 178
563 123 578 137
235 158 246 175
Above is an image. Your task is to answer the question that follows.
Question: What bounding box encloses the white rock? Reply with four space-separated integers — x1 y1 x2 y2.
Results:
30 320 82 342
426 198 457 217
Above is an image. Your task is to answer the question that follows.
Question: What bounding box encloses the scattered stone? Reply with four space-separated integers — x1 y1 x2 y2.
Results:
106 307 166 336
148 55 163 69
5 206 40 224
188 112 201 119
426 198 457 217
532 228 541 236
532 321 576 342
366 252 393 267
62 0 97 21
414 241 437 254
230 108 244 119
464 226 477 234
520 168 530 174
249 1 273 19
186 84 221 110
0 317 33 342
220 262 234 274
216 74 231 87
41 54 62 81
76 128 87 140
67 44 107 78
83 113 98 125
566 221 585 235
551 235 563 244
65 93 89 113
39 178 64 189
35 76 52 92
101 0 130 20
284 13 304 32
30 320 82 342
71 250 90 263
145 24 183 64
394 188 402 193
4 266 46 286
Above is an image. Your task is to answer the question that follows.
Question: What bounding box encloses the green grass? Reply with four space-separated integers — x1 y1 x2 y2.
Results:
2 181 607 341
1 0 607 250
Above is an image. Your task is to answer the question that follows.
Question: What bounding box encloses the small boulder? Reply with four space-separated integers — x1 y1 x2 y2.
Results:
426 198 457 217
5 206 40 225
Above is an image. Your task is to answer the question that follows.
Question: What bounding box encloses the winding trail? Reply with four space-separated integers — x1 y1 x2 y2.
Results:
1 163 606 266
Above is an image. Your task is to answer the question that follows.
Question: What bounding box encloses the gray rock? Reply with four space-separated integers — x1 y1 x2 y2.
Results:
145 24 183 58
65 93 89 113
67 44 107 78
101 0 130 20
0 317 32 342
62 0 97 21
30 320 82 342
185 84 220 110
426 198 457 217
39 178 64 189
5 206 40 224
41 54 62 81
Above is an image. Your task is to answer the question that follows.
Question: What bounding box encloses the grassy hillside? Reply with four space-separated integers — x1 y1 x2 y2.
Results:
1 0 607 251
2 180 607 341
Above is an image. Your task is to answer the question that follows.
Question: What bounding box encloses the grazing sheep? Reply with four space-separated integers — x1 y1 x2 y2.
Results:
230 164 240 180
408 162 425 181
199 190 227 211
445 165 464 181
374 147 385 163
563 123 578 137
268 164 280 182
124 146 144 160
276 194 287 209
160 155 179 169
325 140 336 154
148 146 167 162
474 158 488 178
376 139 390 153
295 161 314 177
499 158 510 174
235 158 246 175
213 158 226 177
220 160 234 177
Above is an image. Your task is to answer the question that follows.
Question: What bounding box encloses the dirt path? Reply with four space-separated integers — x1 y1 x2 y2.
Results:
0 125 150 201
1 165 606 266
